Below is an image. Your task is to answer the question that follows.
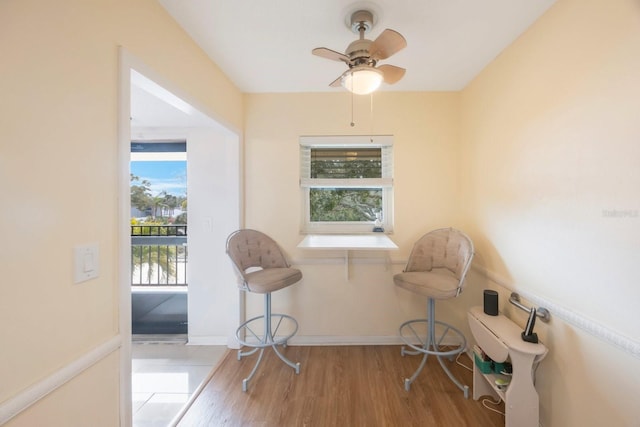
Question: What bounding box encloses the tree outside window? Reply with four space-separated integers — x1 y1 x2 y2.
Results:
300 136 393 234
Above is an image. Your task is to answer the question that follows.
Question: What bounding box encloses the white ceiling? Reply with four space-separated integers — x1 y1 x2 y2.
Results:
158 0 556 93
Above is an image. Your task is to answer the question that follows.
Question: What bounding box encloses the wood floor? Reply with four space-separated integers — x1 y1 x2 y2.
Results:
177 345 504 427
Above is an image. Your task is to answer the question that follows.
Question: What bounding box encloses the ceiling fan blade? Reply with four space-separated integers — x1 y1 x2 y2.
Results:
329 73 344 87
378 64 406 84
312 47 350 63
369 29 407 60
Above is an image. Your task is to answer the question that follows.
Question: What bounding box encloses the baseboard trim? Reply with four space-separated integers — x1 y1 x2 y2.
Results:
0 335 122 425
472 264 640 360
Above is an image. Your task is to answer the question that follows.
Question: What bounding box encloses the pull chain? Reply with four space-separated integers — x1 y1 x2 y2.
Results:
369 92 374 142
350 85 355 127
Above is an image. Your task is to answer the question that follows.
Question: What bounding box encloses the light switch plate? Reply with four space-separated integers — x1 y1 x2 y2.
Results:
74 243 99 283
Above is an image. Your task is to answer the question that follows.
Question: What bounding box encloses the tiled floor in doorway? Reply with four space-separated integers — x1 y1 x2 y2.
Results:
132 338 227 427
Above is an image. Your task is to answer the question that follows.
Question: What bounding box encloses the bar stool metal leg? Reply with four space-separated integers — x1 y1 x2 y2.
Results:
400 298 469 398
236 293 300 392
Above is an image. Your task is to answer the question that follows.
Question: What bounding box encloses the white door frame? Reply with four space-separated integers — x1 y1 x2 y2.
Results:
118 47 241 427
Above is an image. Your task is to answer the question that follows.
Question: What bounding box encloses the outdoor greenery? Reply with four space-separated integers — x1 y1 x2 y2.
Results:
310 188 382 222
309 150 382 222
131 243 179 284
130 174 187 285
130 174 187 224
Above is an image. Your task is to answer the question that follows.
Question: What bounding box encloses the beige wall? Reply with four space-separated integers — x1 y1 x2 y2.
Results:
4 354 119 427
244 91 463 250
243 92 465 339
244 0 640 424
2 0 639 424
0 0 241 424
460 0 640 425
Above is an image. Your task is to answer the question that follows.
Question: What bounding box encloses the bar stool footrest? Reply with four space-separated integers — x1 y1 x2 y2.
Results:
399 318 467 356
236 313 298 348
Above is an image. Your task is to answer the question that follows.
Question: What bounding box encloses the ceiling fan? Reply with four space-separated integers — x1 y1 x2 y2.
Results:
312 10 407 95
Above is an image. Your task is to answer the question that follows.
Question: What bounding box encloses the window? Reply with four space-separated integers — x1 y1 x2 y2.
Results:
300 135 393 233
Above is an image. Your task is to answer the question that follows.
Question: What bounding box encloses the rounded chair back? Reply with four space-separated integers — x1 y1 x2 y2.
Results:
226 229 290 279
404 227 474 295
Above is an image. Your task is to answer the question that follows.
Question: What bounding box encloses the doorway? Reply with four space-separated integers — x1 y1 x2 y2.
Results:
130 140 189 336
119 49 241 426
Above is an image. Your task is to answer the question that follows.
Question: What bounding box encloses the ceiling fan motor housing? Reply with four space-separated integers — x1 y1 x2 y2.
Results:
346 39 376 66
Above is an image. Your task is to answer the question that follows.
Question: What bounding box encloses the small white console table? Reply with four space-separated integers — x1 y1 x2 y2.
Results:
468 306 548 427
297 234 398 279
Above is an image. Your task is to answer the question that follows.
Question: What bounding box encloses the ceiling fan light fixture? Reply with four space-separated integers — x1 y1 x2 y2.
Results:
341 66 383 95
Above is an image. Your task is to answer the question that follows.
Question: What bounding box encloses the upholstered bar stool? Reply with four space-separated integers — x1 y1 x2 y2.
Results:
394 227 474 397
226 229 302 392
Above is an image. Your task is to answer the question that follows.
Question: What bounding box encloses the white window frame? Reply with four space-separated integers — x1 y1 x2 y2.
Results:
300 135 394 234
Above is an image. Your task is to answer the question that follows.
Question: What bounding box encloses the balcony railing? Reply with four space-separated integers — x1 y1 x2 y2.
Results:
131 224 187 236
131 225 187 286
